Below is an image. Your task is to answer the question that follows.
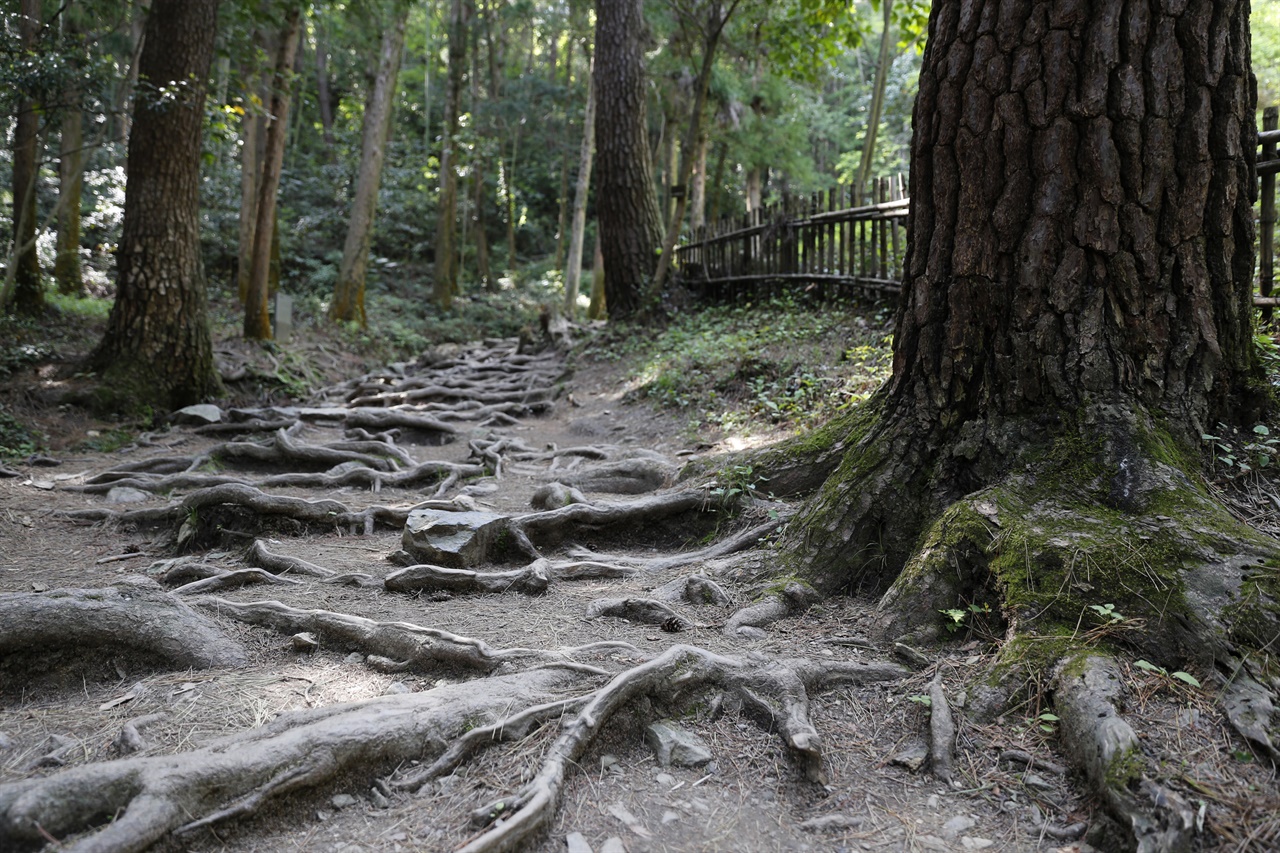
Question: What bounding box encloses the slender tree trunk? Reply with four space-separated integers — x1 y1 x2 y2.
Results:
434 0 468 309
707 140 726 224
552 36 574 271
649 0 736 299
689 132 707 231
314 20 336 153
504 128 519 277
236 64 268 304
109 0 148 146
854 0 893 204
6 0 43 314
328 1 410 325
54 102 85 296
244 5 303 340
593 0 663 319
89 0 224 413
563 54 596 318
586 232 606 320
744 167 762 214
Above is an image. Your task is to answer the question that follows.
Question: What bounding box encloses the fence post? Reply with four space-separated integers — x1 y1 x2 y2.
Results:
1262 106 1277 323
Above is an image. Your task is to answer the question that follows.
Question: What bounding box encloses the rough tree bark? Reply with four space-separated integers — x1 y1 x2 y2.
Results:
55 11 86 297
433 0 468 310
244 4 303 340
329 0 410 326
593 0 664 319
5 0 43 315
88 0 224 413
773 1 1278 845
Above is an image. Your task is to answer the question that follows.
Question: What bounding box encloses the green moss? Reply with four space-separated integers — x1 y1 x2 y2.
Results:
1104 744 1146 790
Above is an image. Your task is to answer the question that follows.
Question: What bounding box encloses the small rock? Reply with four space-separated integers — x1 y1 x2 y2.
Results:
599 838 626 853
942 815 977 838
107 486 151 504
645 721 713 768
889 744 929 771
565 831 593 853
316 809 333 821
384 682 411 695
343 652 365 665
654 772 676 788
401 509 512 568
600 754 619 771
331 794 358 809
926 794 940 809
913 836 949 851
734 626 768 639
1023 772 1053 791
799 814 864 832
0 732 13 750
29 479 55 490
660 810 680 825
961 838 994 850
172 404 224 425
370 788 390 808
291 632 320 652
31 583 46 593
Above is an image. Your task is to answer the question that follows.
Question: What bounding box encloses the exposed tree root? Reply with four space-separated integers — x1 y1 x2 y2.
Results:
385 562 550 596
170 568 305 596
724 580 820 637
650 574 733 606
0 586 247 670
1054 654 1196 852
198 599 622 675
927 670 955 785
0 669 585 853
457 645 907 853
245 539 334 578
584 597 691 630
514 489 711 548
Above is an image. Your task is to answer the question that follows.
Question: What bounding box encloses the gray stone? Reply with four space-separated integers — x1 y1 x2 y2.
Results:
599 838 626 853
402 509 513 568
291 632 320 652
660 810 680 825
106 487 151 505
384 682 411 695
654 772 676 788
172 404 223 425
565 832 594 853
889 743 929 771
645 720 713 768
734 626 768 639
369 787 390 809
942 815 976 837
343 652 365 665
0 731 13 750
331 794 358 809
961 839 994 850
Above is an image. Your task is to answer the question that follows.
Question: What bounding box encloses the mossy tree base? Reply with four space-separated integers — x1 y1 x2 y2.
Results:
776 401 1280 849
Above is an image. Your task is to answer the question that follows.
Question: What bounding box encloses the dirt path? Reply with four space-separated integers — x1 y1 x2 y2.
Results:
1 334 1260 853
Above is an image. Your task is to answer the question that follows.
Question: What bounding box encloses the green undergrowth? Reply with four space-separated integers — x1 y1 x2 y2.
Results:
583 294 894 440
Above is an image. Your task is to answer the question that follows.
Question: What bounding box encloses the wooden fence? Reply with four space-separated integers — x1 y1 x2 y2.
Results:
678 113 1280 319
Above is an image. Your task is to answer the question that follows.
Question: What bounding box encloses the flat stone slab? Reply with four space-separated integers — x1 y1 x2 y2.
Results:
172 404 223 425
402 509 512 568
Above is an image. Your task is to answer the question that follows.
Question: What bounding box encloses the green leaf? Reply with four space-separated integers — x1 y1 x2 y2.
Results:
1038 713 1060 722
1254 424 1271 436
1171 671 1201 688
1133 659 1163 674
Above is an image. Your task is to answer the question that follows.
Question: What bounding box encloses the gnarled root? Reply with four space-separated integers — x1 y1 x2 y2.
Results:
724 580 820 637
385 562 550 596
584 597 690 630
0 669 583 853
0 586 247 670
1054 654 1196 852
458 645 907 853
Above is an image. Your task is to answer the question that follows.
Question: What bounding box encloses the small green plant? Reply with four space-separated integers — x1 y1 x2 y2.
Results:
1202 423 1279 474
940 602 990 633
907 694 932 707
709 464 769 504
1088 603 1125 624
1032 712 1060 734
1133 659 1201 688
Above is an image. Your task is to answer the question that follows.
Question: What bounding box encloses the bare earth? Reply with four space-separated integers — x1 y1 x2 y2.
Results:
1 329 1276 853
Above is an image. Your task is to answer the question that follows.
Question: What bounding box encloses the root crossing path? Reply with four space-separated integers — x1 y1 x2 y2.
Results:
0 336 1264 852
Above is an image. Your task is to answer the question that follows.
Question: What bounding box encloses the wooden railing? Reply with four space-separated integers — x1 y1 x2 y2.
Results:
675 176 908 301
678 116 1280 319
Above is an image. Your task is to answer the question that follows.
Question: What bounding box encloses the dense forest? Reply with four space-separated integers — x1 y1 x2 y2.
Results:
4 2 1280 852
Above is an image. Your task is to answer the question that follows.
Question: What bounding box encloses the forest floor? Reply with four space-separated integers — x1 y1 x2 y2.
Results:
1 296 1279 853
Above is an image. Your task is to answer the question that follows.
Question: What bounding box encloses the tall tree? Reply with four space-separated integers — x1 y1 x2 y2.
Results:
563 50 596 317
593 0 664 319
6 0 44 314
773 1 1276 841
89 0 224 412
329 0 411 325
55 10 86 296
244 3 304 339
433 0 468 309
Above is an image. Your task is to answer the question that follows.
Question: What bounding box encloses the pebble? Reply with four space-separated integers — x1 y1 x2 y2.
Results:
926 794 940 809
331 794 358 809
369 788 390 809
291 632 320 652
661 810 680 825
384 682 411 695
599 838 626 853
960 838 994 850
942 815 976 837
107 486 150 504
654 772 676 788
565 831 593 853
343 652 365 665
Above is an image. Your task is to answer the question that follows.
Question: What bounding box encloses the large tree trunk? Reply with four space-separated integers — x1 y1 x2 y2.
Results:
5 0 43 314
433 0 468 309
328 1 410 326
245 5 303 340
593 0 664 320
88 0 224 413
771 3 1277 843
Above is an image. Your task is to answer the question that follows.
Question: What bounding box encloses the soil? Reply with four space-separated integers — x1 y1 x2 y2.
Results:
1 316 1278 853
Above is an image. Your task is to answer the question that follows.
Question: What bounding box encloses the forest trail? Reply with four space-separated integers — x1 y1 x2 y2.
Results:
0 331 1271 853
